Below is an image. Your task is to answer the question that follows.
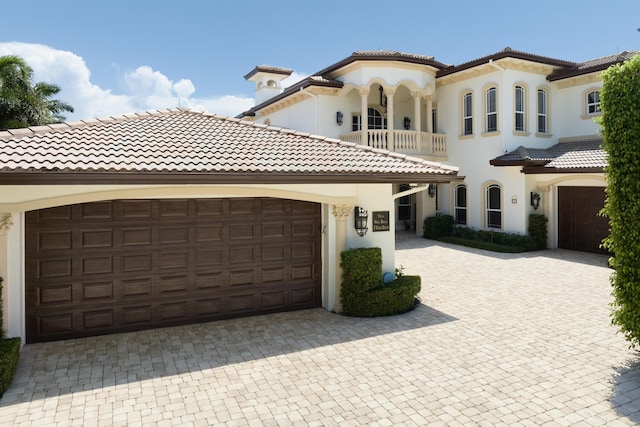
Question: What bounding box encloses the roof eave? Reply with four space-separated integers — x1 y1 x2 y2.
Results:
0 171 462 185
521 166 605 174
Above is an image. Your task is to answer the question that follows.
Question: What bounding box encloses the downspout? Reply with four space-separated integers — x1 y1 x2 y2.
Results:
299 87 318 135
488 59 507 153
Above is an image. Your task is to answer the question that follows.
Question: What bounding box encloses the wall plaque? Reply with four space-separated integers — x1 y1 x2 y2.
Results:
372 211 390 232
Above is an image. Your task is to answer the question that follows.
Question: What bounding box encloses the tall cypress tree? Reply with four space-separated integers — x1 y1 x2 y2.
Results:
601 54 640 348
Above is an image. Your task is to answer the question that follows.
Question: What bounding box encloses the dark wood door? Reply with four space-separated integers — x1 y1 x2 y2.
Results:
25 198 322 343
558 186 608 254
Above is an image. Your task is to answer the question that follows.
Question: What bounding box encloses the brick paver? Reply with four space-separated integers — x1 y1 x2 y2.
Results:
1 234 639 426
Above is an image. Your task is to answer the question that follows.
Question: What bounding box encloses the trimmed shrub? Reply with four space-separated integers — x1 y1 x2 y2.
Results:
0 277 3 338
528 214 548 250
0 337 20 398
449 226 536 252
0 277 21 398
340 247 382 315
340 247 421 317
360 275 421 317
423 214 454 239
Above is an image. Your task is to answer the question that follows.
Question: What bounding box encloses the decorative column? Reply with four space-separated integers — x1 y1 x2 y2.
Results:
331 204 352 313
425 94 434 134
411 91 422 135
0 213 13 334
359 86 370 146
384 87 396 152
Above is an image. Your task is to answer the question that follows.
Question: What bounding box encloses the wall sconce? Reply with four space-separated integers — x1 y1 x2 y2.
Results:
404 116 411 130
354 206 369 237
379 86 387 112
530 192 541 210
336 111 343 126
428 183 437 198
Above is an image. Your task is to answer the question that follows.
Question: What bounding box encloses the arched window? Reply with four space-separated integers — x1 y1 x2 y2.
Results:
486 87 498 133
398 184 412 221
486 184 502 229
515 85 525 132
454 184 467 225
462 92 473 135
368 107 386 130
586 90 601 115
537 89 548 133
351 107 387 131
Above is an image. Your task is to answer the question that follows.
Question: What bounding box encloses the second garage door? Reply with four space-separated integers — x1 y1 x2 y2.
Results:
558 186 609 254
26 198 322 343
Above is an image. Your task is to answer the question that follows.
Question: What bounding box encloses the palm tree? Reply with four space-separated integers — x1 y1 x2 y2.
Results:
0 55 73 130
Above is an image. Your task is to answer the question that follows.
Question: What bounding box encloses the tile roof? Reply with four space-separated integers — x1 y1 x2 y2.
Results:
547 51 639 81
0 109 459 184
490 139 605 172
437 47 576 78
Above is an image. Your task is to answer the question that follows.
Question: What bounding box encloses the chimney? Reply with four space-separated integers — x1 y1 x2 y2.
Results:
244 65 293 105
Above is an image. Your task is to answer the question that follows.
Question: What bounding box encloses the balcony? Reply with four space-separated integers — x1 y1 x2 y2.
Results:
339 130 447 158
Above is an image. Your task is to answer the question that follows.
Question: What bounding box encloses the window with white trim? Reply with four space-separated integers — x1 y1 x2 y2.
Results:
463 92 473 135
486 87 497 132
586 90 601 115
454 184 467 225
486 184 502 229
515 85 525 132
537 89 548 133
351 107 387 131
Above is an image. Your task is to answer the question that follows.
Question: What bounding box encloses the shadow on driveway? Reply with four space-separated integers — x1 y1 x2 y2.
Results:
612 354 640 423
0 302 456 407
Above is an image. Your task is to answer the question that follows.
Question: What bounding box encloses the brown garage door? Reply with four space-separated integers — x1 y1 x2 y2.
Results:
26 198 322 343
558 186 609 254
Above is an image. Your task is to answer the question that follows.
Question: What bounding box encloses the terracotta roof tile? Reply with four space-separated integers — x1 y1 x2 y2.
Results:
0 109 458 183
548 51 639 81
490 139 605 170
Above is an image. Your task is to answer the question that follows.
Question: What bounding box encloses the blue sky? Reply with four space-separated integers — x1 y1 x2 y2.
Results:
1 0 638 121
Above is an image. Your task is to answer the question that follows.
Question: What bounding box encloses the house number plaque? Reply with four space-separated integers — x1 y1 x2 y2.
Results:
372 211 390 232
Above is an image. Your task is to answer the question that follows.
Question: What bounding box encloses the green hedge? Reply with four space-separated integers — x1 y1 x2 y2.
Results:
340 247 421 317
423 214 454 239
528 214 548 250
423 214 547 252
0 337 20 398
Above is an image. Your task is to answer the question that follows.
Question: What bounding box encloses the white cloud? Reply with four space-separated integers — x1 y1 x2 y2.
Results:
0 42 255 121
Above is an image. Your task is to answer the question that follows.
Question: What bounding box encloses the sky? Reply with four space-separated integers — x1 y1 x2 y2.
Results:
0 0 638 122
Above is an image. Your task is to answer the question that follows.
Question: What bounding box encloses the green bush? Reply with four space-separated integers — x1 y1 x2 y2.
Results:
340 247 420 317
601 53 640 348
423 214 454 239
0 337 20 398
439 236 529 253
528 214 548 250
449 226 537 251
359 275 421 317
0 277 21 398
0 277 3 338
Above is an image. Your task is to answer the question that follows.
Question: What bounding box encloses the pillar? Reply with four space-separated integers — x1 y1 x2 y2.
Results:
0 213 13 333
384 87 396 151
359 86 370 145
411 91 422 134
331 204 352 313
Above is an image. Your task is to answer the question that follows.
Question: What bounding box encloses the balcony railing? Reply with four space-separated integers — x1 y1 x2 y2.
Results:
339 130 447 157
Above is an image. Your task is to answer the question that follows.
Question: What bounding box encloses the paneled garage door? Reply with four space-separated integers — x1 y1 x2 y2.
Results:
26 198 322 343
558 186 609 254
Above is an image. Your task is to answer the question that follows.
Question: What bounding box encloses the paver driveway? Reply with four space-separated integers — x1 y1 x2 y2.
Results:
1 234 640 426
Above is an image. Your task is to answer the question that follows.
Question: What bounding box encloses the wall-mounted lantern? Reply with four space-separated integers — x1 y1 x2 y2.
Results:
404 116 411 130
336 111 343 126
428 183 437 198
354 206 369 237
379 86 387 112
530 192 541 210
